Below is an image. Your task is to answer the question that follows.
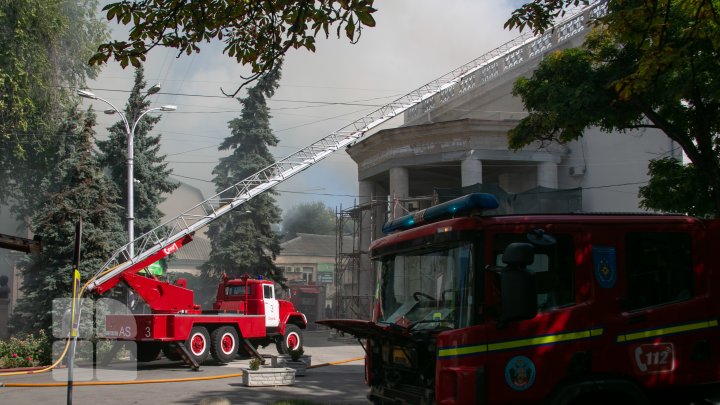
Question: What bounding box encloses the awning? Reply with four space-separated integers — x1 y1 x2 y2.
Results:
298 286 320 294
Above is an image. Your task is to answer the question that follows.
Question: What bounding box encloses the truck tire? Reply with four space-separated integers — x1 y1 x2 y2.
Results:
210 326 239 364
276 324 303 355
186 326 211 364
136 342 161 362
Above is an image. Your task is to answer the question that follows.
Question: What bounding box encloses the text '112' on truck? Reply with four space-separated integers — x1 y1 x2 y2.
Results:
318 193 720 405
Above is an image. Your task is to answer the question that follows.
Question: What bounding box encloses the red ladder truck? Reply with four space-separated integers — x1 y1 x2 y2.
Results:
99 261 307 366
319 193 720 405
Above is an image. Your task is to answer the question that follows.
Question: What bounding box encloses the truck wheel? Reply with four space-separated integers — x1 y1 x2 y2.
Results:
136 342 161 362
276 324 303 355
186 326 211 364
210 326 238 364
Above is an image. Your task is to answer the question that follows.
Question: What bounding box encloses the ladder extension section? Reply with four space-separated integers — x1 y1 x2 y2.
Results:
87 1 603 292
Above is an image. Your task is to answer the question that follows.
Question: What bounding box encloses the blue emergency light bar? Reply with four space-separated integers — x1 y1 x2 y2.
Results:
382 193 499 234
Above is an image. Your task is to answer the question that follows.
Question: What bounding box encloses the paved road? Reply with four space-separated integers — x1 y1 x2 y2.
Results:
0 330 369 405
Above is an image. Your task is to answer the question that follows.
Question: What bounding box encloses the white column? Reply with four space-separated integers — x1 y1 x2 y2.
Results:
358 180 383 318
537 162 559 189
461 151 483 187
359 180 374 206
358 181 374 252
389 167 409 219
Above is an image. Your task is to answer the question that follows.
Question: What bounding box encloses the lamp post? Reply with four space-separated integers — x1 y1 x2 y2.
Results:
78 87 177 258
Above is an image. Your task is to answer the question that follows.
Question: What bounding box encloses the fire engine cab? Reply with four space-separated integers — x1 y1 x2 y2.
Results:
319 193 720 405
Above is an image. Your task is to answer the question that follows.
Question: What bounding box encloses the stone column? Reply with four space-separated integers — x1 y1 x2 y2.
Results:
537 161 559 189
358 180 375 253
389 167 409 220
358 180 382 319
461 151 483 187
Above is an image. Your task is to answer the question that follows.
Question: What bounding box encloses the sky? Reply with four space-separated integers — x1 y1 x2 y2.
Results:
84 1 526 217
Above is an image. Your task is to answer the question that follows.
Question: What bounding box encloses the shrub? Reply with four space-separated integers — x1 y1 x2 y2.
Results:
248 357 262 370
0 330 52 369
288 347 304 362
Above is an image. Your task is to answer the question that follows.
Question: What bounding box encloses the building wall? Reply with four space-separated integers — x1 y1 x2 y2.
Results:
275 254 336 304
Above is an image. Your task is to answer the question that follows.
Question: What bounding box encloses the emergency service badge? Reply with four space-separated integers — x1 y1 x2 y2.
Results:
505 355 536 391
592 246 618 289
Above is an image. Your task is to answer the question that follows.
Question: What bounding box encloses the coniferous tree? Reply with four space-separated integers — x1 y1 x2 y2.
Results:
97 67 178 241
11 106 124 334
201 63 284 283
1 0 107 214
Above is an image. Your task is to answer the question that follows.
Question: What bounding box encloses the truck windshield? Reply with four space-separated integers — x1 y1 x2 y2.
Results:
225 286 246 296
377 242 474 331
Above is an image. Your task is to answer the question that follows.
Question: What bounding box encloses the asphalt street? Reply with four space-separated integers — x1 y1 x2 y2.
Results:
0 330 369 405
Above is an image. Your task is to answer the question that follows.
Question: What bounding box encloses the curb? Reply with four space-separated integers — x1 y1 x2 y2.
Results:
0 365 57 373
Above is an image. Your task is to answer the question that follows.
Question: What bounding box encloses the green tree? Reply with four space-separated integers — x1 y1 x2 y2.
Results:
201 64 284 283
0 0 107 208
282 202 336 239
505 0 592 35
11 107 124 334
97 67 179 240
90 0 376 96
638 158 715 217
506 0 720 216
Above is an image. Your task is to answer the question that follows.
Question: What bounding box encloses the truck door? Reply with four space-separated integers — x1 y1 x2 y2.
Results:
483 228 594 404
615 227 718 385
263 284 280 327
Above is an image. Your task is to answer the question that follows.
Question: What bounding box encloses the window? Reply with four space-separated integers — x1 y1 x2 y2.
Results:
263 284 274 299
377 242 475 330
625 232 693 310
493 233 575 311
225 286 246 296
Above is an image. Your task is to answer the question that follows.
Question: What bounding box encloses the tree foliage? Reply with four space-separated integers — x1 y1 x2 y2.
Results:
282 201 336 239
0 0 107 207
90 0 377 96
505 0 591 35
507 0 720 216
201 64 284 283
639 158 715 217
11 107 124 334
97 67 178 239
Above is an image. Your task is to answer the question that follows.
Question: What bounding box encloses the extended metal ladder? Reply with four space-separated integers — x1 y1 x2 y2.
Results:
88 1 604 291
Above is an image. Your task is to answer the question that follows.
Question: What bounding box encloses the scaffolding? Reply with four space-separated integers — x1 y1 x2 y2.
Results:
333 194 445 319
334 200 383 319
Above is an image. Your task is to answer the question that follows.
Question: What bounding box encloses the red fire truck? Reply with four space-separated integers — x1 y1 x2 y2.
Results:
319 193 720 404
98 242 307 367
285 282 326 331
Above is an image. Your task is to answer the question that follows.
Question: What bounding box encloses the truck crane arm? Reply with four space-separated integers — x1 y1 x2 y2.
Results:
91 234 192 295
86 24 541 296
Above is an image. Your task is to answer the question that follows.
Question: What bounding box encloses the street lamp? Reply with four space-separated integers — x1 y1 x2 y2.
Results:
77 87 177 259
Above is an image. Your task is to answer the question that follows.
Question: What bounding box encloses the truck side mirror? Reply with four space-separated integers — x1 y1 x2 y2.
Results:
495 243 538 323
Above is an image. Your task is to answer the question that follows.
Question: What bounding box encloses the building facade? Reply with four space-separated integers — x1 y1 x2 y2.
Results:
275 233 354 303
